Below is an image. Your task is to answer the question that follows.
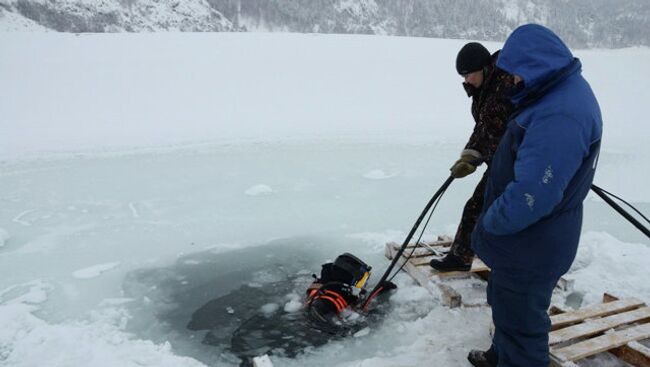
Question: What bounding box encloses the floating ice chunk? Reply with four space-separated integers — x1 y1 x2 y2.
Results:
72 262 120 279
260 303 280 316
245 184 274 196
252 354 274 367
284 300 302 313
0 228 9 248
283 293 302 313
353 327 370 338
0 280 51 305
363 169 396 180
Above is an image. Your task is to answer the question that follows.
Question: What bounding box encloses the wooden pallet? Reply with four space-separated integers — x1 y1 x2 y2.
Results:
549 294 650 367
384 238 574 308
384 237 490 308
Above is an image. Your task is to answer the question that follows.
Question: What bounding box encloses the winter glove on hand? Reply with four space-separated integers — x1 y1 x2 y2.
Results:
450 149 483 178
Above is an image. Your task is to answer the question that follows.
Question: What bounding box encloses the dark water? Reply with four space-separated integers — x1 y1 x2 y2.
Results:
186 278 367 365
121 236 387 366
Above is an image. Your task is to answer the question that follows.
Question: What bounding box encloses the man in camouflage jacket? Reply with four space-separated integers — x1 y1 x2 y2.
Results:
430 42 514 272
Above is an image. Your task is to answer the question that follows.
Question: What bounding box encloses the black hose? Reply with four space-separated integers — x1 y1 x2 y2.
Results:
362 176 454 309
388 185 446 283
591 184 650 239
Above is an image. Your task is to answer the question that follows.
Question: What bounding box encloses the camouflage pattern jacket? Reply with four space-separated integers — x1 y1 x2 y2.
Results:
465 52 514 166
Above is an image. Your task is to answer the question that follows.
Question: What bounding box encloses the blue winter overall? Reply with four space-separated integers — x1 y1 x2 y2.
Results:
471 24 603 367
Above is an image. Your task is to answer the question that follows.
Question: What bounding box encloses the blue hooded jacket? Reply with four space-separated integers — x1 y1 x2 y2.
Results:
471 24 603 279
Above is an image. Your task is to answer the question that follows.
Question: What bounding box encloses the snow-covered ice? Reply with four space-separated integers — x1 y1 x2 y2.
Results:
565 232 650 306
0 32 649 366
363 169 397 180
73 262 121 280
245 184 274 196
0 228 9 248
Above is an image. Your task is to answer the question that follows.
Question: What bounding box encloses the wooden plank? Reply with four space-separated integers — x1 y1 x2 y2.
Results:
611 340 650 367
385 243 445 259
550 305 568 316
549 306 650 345
437 282 462 308
387 240 452 251
550 298 646 329
410 256 433 266
384 242 394 259
409 255 490 273
385 240 583 310
470 257 488 273
552 322 650 362
386 246 438 295
387 240 489 273
386 245 462 308
384 241 490 307
399 247 443 259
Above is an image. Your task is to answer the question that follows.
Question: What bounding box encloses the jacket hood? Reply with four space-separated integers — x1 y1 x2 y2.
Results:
497 24 577 103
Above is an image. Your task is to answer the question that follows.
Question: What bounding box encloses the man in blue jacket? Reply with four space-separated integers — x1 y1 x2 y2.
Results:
469 24 603 367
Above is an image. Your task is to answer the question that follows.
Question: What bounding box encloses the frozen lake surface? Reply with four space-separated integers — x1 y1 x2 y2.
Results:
1 32 649 366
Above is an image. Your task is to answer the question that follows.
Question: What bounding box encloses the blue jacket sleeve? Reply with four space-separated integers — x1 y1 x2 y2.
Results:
482 115 590 235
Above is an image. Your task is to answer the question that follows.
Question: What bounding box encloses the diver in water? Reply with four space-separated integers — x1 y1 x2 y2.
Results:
187 252 396 365
304 253 396 331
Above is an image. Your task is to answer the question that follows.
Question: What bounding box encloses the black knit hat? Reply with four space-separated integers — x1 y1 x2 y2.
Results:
456 42 491 75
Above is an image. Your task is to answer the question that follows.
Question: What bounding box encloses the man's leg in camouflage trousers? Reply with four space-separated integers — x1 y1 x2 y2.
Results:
449 171 489 265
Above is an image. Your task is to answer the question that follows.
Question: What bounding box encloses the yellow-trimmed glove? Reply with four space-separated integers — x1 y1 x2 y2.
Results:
450 149 484 178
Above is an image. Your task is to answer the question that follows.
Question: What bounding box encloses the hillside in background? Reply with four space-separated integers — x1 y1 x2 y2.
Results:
1 0 649 48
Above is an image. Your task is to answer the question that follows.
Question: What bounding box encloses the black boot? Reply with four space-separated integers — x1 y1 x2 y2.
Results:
429 252 471 272
467 348 498 367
